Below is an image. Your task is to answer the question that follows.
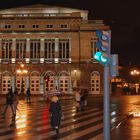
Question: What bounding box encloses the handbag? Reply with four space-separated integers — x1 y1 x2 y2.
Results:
61 112 64 120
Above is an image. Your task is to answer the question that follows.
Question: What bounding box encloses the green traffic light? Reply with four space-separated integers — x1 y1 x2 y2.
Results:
94 52 102 61
94 52 108 63
101 55 108 63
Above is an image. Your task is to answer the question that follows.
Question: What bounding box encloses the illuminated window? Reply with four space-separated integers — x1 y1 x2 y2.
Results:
2 39 12 59
44 39 55 59
16 39 26 59
91 38 98 59
30 39 40 59
59 39 70 59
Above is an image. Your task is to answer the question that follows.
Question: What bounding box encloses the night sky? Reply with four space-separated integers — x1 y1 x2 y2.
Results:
0 0 140 67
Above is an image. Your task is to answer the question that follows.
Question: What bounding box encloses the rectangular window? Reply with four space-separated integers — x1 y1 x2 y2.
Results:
19 25 25 28
16 39 26 59
4 24 11 29
44 39 55 59
60 24 68 29
91 38 99 59
30 39 40 59
46 24 53 28
2 39 12 59
32 24 39 29
59 39 70 59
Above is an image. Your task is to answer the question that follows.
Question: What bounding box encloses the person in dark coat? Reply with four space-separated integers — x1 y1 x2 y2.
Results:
26 88 31 103
13 88 19 116
1 88 15 118
49 96 61 134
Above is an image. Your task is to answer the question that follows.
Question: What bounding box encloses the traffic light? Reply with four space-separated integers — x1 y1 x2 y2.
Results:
110 54 119 77
94 30 111 64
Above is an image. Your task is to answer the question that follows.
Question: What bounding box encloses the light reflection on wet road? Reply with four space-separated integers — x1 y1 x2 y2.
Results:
111 95 140 140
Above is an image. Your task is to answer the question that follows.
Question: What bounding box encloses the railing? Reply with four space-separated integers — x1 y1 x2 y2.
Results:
0 58 71 64
81 20 104 25
0 12 80 18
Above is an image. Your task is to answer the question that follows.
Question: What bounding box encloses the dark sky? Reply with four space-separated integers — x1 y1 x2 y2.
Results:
0 0 140 67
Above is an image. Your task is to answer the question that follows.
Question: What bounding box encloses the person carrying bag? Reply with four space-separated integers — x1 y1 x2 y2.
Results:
49 96 62 134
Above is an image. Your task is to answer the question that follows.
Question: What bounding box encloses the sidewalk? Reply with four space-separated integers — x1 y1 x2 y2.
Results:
0 93 104 106
0 94 75 105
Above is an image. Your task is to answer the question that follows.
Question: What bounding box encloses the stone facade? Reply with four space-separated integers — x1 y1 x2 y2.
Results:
0 4 110 95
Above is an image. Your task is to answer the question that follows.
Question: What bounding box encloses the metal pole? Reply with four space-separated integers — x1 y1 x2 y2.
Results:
103 63 110 140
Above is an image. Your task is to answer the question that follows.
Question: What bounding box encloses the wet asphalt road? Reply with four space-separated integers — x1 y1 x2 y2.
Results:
110 95 140 140
1 94 140 140
88 95 140 140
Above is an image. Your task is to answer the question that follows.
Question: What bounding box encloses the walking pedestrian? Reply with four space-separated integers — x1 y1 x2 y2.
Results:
13 88 19 116
49 96 61 134
1 88 15 118
75 88 81 112
135 84 139 95
80 90 84 110
26 88 31 103
83 89 88 106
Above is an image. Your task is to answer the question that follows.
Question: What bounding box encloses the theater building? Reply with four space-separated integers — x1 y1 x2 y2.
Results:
0 4 110 95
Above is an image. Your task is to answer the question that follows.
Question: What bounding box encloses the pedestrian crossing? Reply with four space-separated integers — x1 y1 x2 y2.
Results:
0 99 117 140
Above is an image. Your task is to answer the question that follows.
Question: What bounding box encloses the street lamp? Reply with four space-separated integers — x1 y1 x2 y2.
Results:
130 69 140 83
130 70 140 76
130 69 140 94
16 64 28 94
71 69 81 88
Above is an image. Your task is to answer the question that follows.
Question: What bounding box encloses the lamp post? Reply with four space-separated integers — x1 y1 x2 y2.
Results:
16 64 28 94
130 69 140 94
130 69 139 76
130 69 140 83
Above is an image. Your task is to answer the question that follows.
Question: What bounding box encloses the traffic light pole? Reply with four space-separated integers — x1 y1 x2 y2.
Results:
103 63 110 140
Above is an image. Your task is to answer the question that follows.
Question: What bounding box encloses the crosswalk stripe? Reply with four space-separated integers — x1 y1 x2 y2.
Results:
0 100 104 140
26 116 103 139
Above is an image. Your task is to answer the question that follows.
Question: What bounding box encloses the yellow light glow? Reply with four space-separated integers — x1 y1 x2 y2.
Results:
23 70 28 74
16 69 21 74
21 64 24 68
130 69 140 75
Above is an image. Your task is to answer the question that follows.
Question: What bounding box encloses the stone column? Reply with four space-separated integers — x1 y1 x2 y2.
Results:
55 38 59 58
54 76 59 90
26 38 30 58
69 73 72 94
26 76 30 91
40 38 45 58
0 39 2 58
11 76 15 92
40 76 44 94
12 38 16 58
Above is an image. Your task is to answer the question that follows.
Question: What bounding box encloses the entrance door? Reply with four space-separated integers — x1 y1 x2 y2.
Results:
45 76 55 92
59 76 69 93
91 71 100 94
2 76 12 94
30 76 40 94
16 76 27 94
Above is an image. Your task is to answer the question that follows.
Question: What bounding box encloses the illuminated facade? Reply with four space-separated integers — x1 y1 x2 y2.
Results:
0 4 110 94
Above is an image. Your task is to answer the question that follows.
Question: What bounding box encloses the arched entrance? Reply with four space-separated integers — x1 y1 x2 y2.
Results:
2 71 12 94
59 71 69 94
44 71 55 92
91 71 101 94
16 73 28 94
30 71 40 94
